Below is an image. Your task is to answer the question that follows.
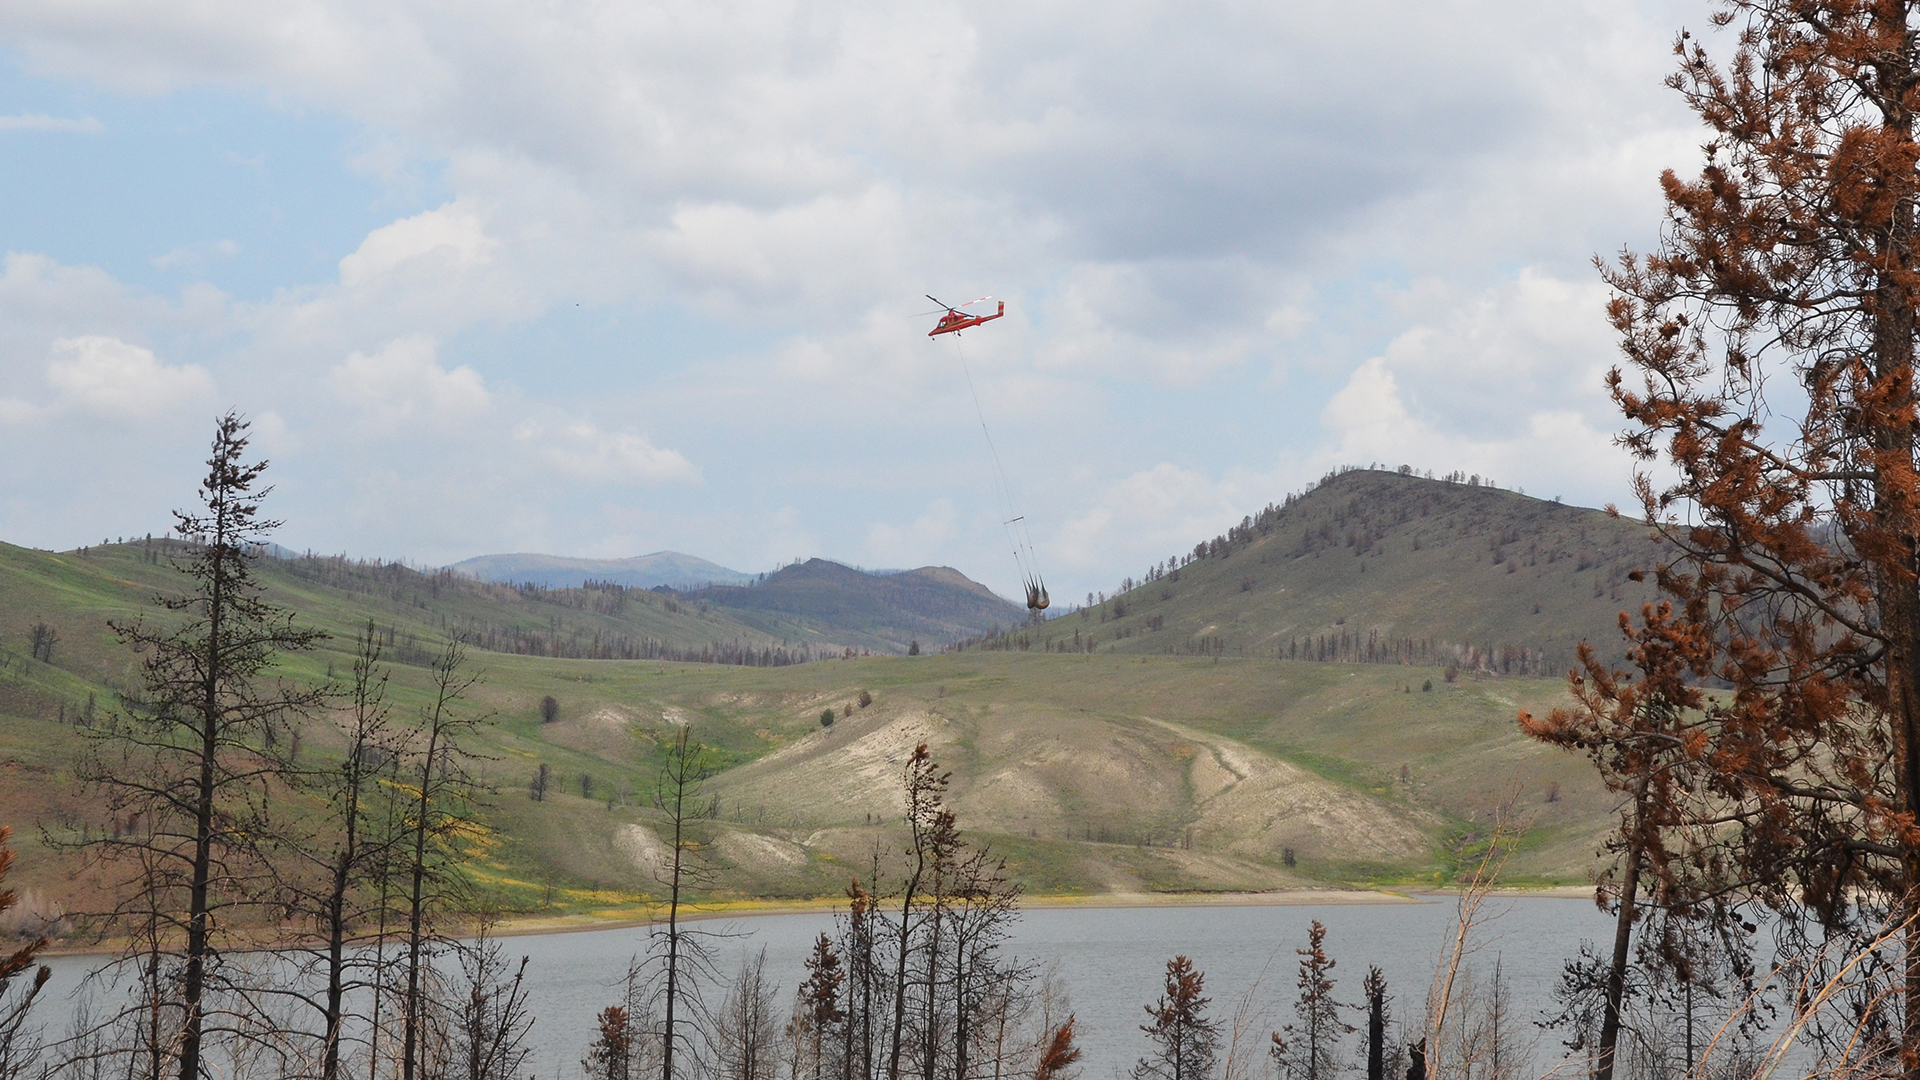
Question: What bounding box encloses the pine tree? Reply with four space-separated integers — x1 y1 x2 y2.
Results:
585 1006 636 1080
73 412 325 1080
799 933 846 1080
1576 0 1920 1069
1133 956 1217 1080
1269 921 1352 1080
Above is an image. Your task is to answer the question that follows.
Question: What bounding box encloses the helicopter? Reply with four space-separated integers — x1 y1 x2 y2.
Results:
921 293 1048 613
924 295 1005 338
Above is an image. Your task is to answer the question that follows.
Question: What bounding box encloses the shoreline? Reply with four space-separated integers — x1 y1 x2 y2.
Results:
479 883 1601 941
38 884 1598 958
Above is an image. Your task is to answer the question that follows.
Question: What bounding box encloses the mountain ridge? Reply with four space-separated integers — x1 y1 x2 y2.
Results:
450 550 754 590
993 468 1668 674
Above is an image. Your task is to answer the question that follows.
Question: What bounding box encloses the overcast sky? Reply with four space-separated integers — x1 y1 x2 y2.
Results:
0 0 1704 603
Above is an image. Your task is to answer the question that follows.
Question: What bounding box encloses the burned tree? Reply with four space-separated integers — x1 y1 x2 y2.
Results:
72 412 325 1080
1134 957 1217 1080
398 638 486 1080
1563 0 1920 1071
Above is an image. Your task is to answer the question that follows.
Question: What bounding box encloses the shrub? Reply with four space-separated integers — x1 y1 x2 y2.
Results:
858 690 872 708
819 708 835 728
540 695 559 724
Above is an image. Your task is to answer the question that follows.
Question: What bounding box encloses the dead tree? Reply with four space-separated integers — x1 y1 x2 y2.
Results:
398 638 485 1080
71 412 324 1080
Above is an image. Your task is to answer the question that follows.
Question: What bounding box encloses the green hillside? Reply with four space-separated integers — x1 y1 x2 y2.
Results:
995 468 1667 674
0 489 1620 927
685 559 1026 655
450 550 755 590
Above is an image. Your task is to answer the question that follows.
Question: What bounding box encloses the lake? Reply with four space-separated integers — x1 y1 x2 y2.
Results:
33 895 1615 1080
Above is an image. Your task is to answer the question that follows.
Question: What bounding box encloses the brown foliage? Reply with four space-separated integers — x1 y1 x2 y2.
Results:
1033 1017 1080 1080
1582 0 1920 1069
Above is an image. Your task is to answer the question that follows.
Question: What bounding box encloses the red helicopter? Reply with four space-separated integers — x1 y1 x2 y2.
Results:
924 295 1004 337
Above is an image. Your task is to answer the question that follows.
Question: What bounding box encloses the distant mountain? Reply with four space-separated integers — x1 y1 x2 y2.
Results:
995 468 1669 674
686 558 1027 655
449 550 754 590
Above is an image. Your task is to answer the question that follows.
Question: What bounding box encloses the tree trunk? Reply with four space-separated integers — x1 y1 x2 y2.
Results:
1594 828 1642 1080
402 726 441 1080
323 845 351 1080
178 531 228 1080
664 796 683 1080
1367 988 1383 1080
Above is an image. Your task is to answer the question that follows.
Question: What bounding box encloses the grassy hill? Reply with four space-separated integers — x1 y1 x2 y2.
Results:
683 559 1026 655
0 499 1624 927
0 643 1608 926
994 468 1668 676
450 550 755 590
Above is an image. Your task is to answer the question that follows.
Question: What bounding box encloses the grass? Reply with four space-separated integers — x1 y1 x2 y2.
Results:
0 527 1618 931
977 469 1667 676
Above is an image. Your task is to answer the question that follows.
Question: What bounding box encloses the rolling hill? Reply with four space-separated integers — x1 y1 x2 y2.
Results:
450 550 755 590
683 559 1026 655
0 470 1669 928
992 468 1668 675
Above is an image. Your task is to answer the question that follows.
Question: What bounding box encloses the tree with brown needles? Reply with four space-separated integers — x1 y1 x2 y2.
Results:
1519 602 1711 1080
1268 922 1351 1080
1134 957 1217 1080
1032 1018 1079 1080
73 412 325 1080
798 934 845 1080
585 1005 636 1080
1361 968 1387 1080
1575 0 1920 1073
837 877 877 1080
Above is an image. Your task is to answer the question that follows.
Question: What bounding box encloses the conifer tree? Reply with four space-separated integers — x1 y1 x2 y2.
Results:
799 934 846 1080
1568 0 1920 1070
75 412 324 1080
1269 921 1351 1080
1133 956 1217 1080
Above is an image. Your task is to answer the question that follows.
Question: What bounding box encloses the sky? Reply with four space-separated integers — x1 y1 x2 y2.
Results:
0 0 1707 605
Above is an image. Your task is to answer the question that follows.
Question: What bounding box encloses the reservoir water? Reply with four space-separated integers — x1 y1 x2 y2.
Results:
32 896 1615 1079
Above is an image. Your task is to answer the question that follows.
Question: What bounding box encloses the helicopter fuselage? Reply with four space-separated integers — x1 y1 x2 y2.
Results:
928 300 1005 337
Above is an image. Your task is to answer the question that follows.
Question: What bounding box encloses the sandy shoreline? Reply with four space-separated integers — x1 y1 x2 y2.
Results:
39 885 1597 957
480 884 1603 942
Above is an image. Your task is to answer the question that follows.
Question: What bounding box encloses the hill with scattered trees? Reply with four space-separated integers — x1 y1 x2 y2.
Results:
449 549 756 590
976 468 1666 676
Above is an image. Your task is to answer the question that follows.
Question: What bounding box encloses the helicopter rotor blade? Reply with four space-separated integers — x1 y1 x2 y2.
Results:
925 294 955 312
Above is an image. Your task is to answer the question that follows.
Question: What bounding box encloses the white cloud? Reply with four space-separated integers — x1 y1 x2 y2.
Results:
153 238 240 271
0 112 101 132
0 0 1706 573
512 417 700 485
339 203 496 288
866 499 958 565
327 336 490 429
1053 462 1256 574
45 335 215 418
1319 351 1632 509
